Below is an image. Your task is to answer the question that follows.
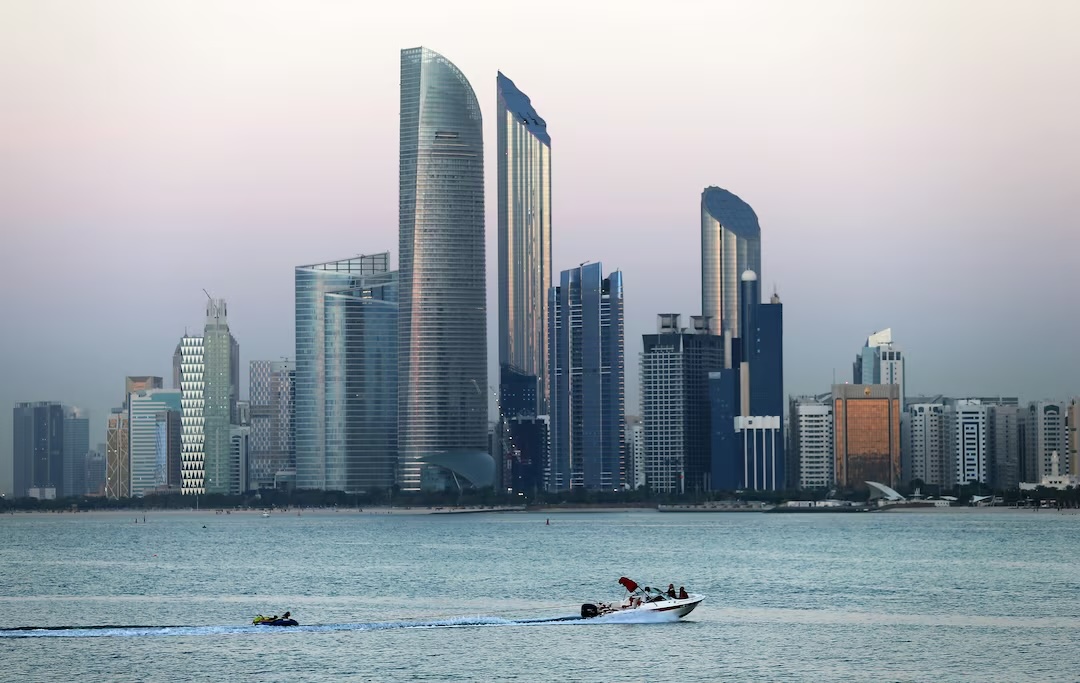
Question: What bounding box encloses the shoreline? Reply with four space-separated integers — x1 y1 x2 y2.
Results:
3 504 1073 517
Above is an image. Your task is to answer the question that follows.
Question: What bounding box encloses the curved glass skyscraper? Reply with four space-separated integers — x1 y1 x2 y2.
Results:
295 253 397 492
399 47 488 491
700 187 761 338
497 72 551 417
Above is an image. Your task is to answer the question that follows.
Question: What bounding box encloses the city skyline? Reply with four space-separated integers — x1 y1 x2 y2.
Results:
2 2 1079 494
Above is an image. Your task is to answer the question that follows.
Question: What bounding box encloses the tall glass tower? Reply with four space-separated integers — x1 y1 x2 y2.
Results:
294 253 395 491
203 298 236 494
399 47 489 491
497 72 551 418
548 263 625 491
700 187 761 338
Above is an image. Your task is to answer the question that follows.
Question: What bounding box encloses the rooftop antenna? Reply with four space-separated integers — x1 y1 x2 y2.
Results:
203 288 212 301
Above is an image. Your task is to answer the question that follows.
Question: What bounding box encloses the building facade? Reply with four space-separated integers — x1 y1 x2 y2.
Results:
641 314 724 493
548 263 625 491
294 253 399 493
625 416 645 490
324 273 398 493
399 47 490 491
178 335 205 494
708 271 784 492
85 450 106 496
62 407 89 497
790 395 834 490
105 408 130 498
497 71 551 418
700 187 761 338
296 253 389 490
1068 399 1079 476
853 329 905 411
12 401 64 499
128 389 182 496
989 403 1023 489
203 298 237 494
833 384 901 489
1025 401 1068 481
948 400 990 486
905 402 947 486
229 425 251 494
249 360 295 491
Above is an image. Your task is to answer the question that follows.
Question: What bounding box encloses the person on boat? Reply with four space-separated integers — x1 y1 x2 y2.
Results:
667 584 676 598
282 611 291 620
678 586 689 600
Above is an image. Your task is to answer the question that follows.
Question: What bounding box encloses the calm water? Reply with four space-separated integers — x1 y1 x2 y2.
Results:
2 508 1079 682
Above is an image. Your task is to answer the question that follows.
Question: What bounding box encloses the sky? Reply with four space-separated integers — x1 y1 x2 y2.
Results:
1 0 1078 495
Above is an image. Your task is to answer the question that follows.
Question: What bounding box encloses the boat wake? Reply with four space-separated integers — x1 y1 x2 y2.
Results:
0 610 680 639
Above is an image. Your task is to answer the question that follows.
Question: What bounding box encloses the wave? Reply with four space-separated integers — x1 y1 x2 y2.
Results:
0 610 680 639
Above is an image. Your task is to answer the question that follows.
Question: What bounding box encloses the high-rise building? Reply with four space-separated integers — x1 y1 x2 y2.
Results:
202 298 237 494
708 272 785 492
904 402 947 486
128 389 182 496
641 314 724 493
700 187 761 338
497 72 552 419
399 47 490 491
790 395 834 490
178 334 205 494
832 384 901 489
625 416 645 490
989 403 1023 489
85 450 106 496
947 400 990 486
1068 399 1079 476
853 329 905 411
249 360 295 491
325 273 398 493
229 425 250 494
12 401 64 498
1025 401 1068 481
503 416 550 495
294 253 399 493
548 263 625 491
62 407 89 497
105 408 130 498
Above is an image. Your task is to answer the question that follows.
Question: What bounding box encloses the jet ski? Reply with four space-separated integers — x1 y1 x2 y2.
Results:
253 613 299 627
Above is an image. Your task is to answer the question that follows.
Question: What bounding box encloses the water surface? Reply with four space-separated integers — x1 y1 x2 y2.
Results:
1 508 1077 681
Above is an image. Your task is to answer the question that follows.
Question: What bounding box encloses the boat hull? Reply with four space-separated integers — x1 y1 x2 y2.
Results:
638 596 702 618
582 594 703 620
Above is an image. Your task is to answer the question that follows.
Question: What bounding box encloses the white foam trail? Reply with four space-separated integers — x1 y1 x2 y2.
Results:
0 610 689 639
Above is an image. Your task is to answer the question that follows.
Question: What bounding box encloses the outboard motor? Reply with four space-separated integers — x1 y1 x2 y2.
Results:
580 603 599 619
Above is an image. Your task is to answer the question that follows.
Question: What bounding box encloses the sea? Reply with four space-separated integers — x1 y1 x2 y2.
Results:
1 508 1079 682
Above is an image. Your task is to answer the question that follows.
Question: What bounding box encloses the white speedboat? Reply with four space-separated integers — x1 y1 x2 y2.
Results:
580 578 703 619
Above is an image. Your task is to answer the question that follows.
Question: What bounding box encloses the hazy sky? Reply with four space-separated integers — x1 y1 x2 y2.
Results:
2 0 1078 495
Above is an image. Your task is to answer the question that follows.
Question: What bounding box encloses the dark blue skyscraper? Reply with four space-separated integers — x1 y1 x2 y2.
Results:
548 263 624 491
710 272 785 491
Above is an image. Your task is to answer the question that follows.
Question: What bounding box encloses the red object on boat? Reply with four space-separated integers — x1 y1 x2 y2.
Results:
618 577 639 593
